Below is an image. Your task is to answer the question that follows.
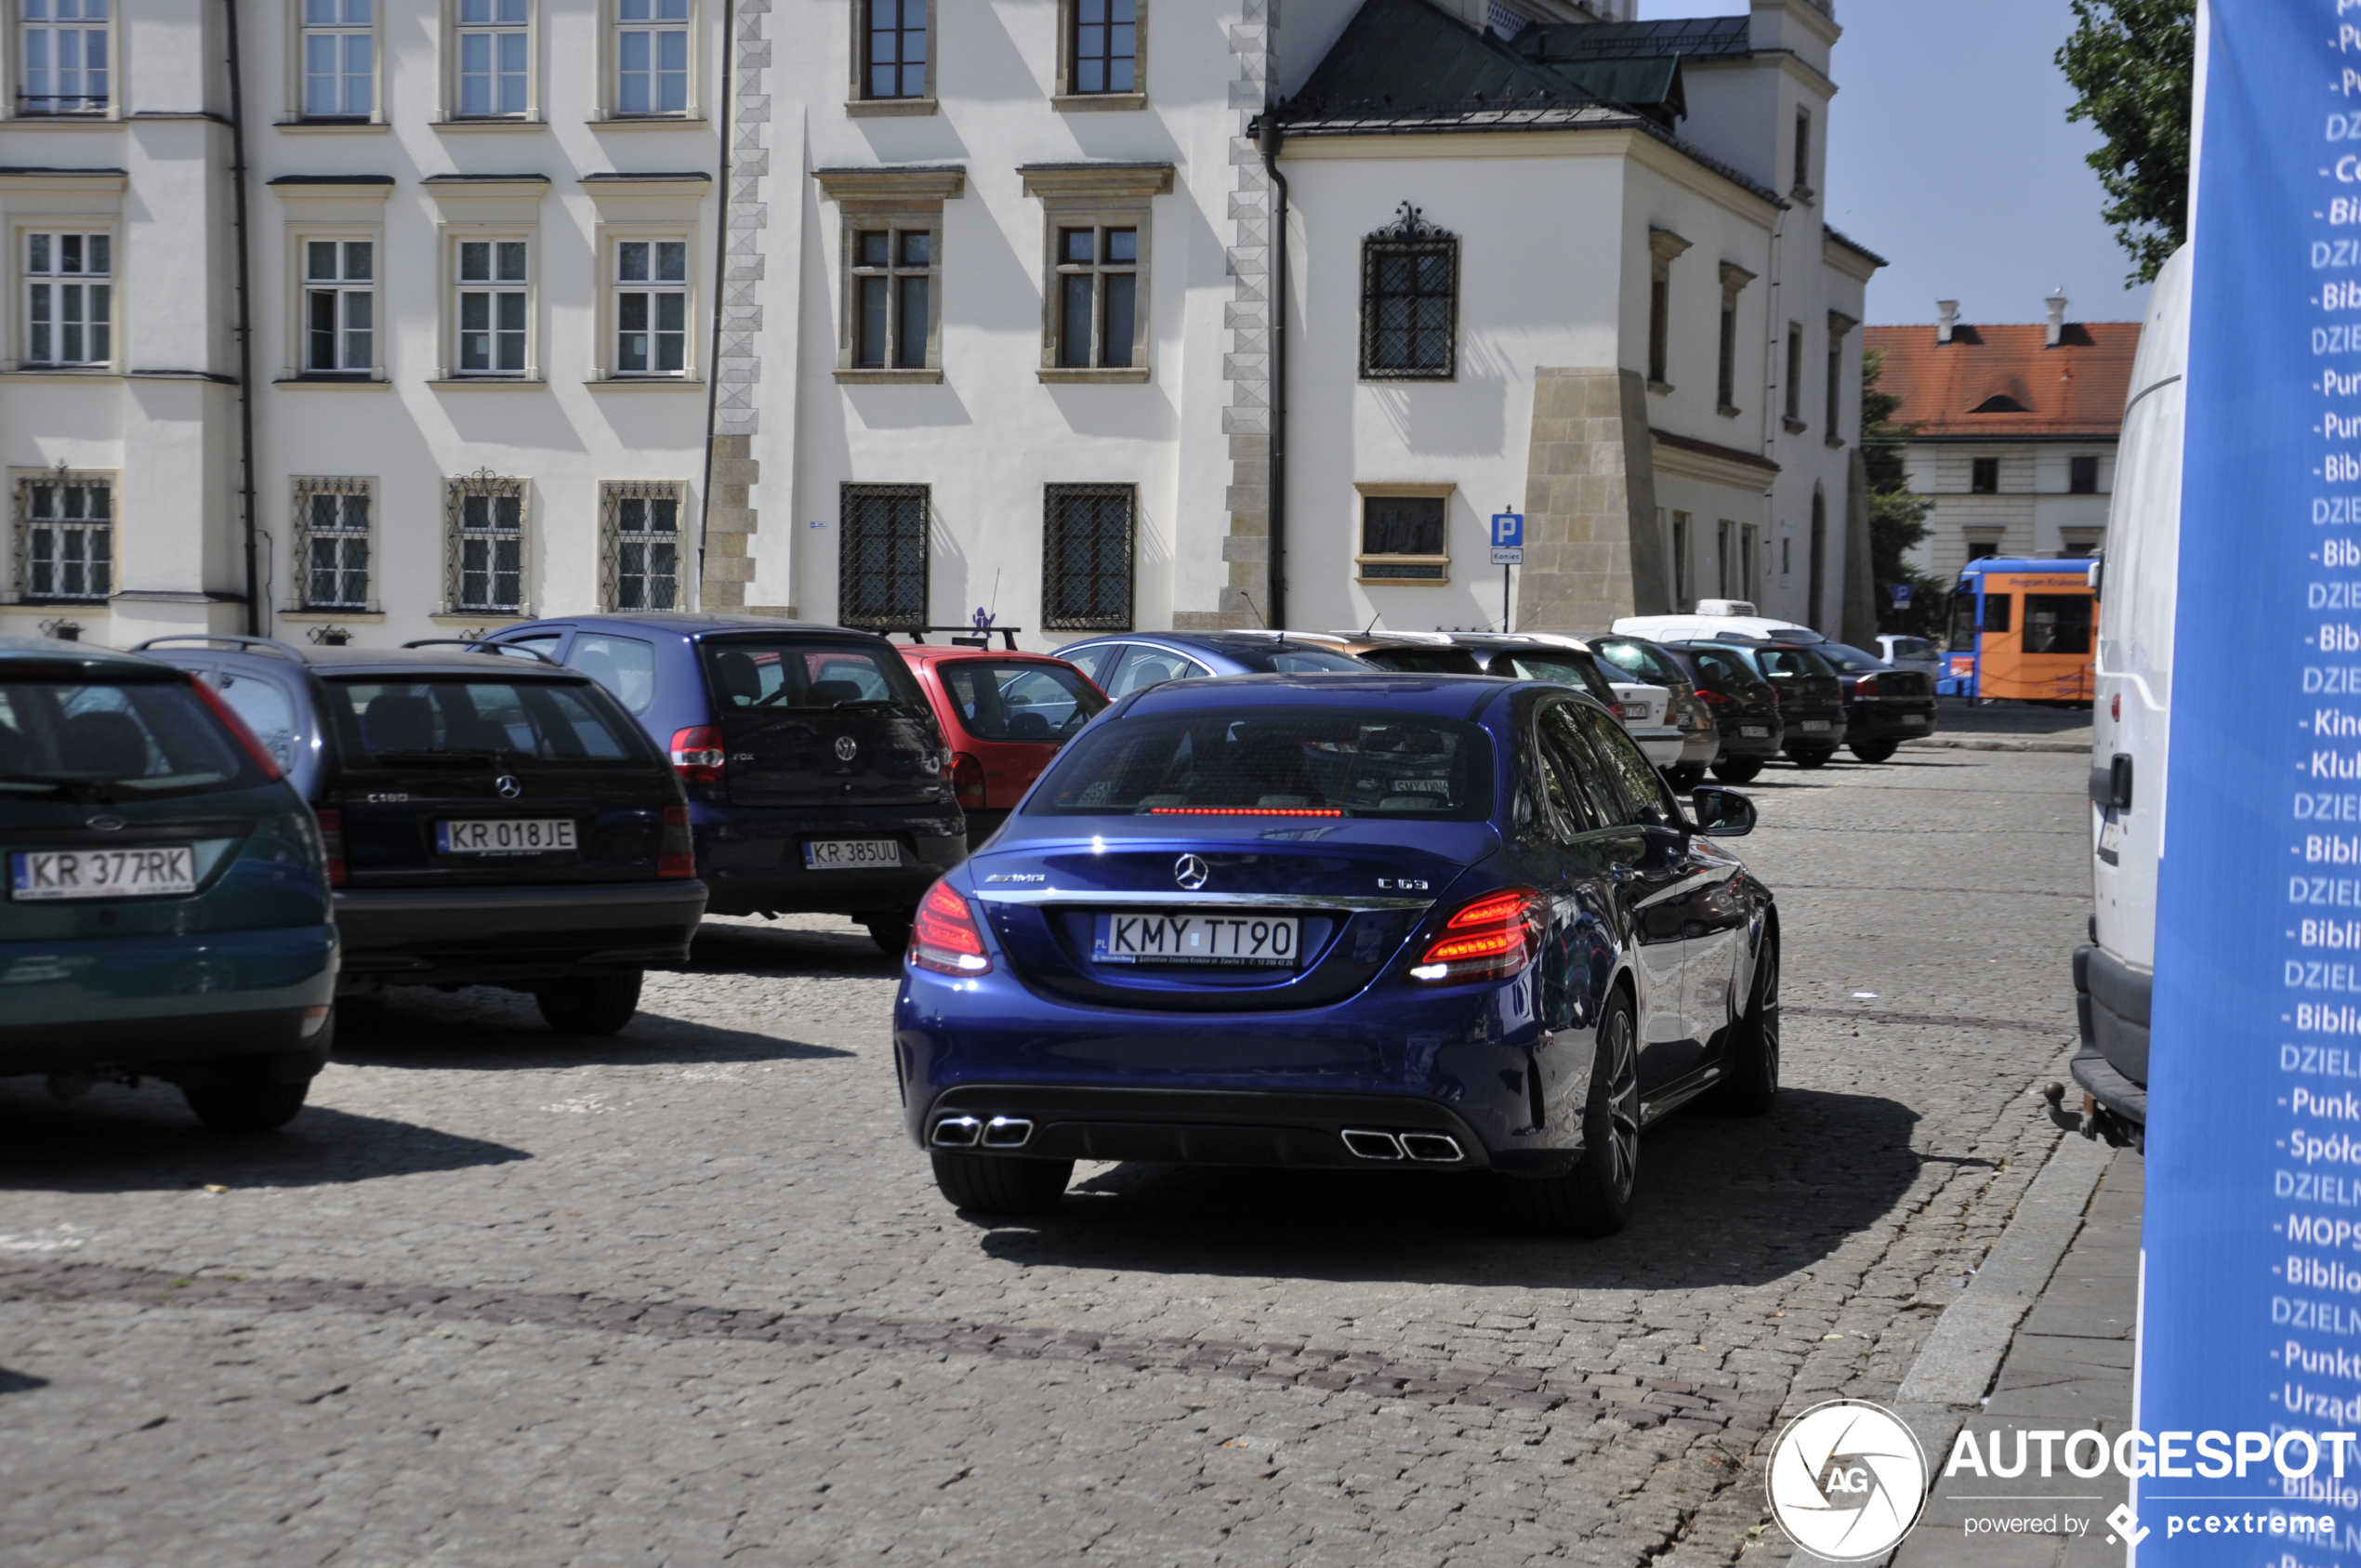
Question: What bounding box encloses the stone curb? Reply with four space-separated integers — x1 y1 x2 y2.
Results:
1901 736 2092 755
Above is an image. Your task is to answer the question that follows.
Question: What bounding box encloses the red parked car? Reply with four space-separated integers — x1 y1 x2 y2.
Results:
894 645 1108 844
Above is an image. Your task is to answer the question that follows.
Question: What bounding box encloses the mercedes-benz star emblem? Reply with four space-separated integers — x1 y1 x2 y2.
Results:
1173 854 1210 890
834 736 859 762
495 775 523 799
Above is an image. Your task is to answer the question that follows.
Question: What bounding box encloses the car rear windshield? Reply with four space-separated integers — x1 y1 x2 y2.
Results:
1591 638 1687 690
1356 646 1483 676
1682 646 1770 695
702 638 927 711
1235 646 1369 674
1499 653 1617 706
0 671 270 799
323 678 639 765
1029 707 1493 820
1754 647 1839 680
940 659 1107 742
1814 643 1889 674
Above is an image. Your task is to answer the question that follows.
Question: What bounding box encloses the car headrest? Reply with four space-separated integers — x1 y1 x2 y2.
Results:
715 651 763 705
363 692 436 752
61 710 149 776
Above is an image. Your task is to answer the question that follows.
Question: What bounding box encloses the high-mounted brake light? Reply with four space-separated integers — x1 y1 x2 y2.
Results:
1149 807 1344 818
911 879 992 975
189 675 284 782
669 724 726 785
951 752 987 810
658 804 696 878
1407 887 1546 984
313 807 348 888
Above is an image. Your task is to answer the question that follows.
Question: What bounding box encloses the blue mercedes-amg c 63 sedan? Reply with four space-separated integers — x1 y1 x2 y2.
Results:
890 672 1780 1235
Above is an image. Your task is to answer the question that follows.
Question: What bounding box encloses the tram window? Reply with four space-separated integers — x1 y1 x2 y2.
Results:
1947 593 1978 651
2024 594 2092 655
1983 594 2013 635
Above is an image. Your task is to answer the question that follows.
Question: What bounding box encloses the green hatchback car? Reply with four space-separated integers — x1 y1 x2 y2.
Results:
0 638 337 1132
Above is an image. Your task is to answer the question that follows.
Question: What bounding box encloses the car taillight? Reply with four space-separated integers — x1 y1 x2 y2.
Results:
313 807 348 888
911 879 991 975
669 724 726 785
1854 673 1881 698
1407 888 1546 985
658 804 695 878
188 675 283 781
951 752 987 810
1693 687 1728 705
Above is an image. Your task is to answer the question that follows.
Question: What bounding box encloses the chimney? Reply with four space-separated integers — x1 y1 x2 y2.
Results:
2045 289 2068 348
1936 300 1959 346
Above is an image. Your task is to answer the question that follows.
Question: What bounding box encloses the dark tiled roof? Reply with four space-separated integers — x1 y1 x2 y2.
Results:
1862 321 2143 439
1510 15 1752 63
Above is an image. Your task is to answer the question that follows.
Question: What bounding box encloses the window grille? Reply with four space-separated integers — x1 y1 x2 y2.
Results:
13 473 111 602
1359 203 1456 381
1042 483 1135 630
600 481 680 611
444 472 525 613
838 483 928 630
292 477 373 610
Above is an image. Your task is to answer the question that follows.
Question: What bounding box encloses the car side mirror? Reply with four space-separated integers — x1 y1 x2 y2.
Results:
1688 785 1757 837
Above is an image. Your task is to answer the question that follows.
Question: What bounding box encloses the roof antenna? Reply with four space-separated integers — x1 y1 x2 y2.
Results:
1361 607 1381 636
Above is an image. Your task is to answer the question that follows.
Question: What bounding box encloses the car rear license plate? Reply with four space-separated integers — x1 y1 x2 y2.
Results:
1903 714 1928 726
10 846 197 902
1799 720 1832 732
1739 725 1770 738
804 838 903 870
438 819 578 854
1091 912 1299 968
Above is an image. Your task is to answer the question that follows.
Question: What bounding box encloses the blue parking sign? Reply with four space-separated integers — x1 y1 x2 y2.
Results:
1490 512 1523 549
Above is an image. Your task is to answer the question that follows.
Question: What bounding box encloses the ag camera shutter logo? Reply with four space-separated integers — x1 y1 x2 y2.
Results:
1766 1400 1928 1561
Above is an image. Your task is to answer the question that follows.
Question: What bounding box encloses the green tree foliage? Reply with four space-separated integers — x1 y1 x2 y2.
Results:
1862 348 1944 638
2057 0 2195 285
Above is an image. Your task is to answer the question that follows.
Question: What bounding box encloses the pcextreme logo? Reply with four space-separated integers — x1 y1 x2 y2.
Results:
1766 1400 1931 1561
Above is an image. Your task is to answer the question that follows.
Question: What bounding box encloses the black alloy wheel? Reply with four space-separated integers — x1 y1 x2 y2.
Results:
1662 763 1707 792
1786 745 1837 770
930 1152 1075 1214
1710 757 1764 784
1508 990 1640 1237
1850 739 1899 763
1714 940 1780 1115
864 909 915 957
535 968 644 1035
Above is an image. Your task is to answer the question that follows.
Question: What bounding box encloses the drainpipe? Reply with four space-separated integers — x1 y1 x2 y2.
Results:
225 0 260 635
696 0 737 610
1258 116 1288 631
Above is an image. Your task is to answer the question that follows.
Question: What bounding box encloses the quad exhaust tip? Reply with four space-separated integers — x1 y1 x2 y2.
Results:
932 1114 1035 1150
1341 1128 1464 1164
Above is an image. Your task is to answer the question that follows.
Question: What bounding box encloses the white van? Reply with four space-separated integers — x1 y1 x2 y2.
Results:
1612 600 1827 646
2076 243 2190 1148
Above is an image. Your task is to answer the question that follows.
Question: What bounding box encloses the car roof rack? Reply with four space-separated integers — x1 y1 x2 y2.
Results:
892 626 1024 651
132 633 306 663
401 638 561 665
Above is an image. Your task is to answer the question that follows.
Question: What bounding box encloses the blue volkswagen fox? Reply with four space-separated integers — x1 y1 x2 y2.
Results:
892 673 1780 1235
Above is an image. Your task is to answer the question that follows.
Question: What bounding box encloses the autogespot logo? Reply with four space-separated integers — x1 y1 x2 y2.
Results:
1767 1399 1930 1561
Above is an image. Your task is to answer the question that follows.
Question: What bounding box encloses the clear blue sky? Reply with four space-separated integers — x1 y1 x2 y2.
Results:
1641 0 2155 328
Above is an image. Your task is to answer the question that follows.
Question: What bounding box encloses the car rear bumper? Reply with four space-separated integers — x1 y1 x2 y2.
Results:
1846 703 1939 742
1629 727 1684 766
335 880 707 983
0 925 336 1076
1677 730 1721 765
1779 715 1849 749
691 810 965 916
1716 721 1785 758
2073 943 2149 1130
917 1084 1505 1171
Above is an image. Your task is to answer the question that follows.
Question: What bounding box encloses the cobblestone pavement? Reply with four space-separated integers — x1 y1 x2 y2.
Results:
0 744 2091 1567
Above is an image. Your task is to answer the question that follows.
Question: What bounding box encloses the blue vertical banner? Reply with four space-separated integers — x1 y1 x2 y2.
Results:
2147 1 2361 1555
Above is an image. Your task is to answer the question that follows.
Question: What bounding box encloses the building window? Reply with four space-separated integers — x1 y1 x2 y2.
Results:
1807 491 1827 624
455 0 529 117
1070 0 1136 93
1716 519 1737 600
1669 510 1692 608
1783 322 1803 427
1355 490 1450 584
2070 455 2100 494
23 231 110 366
455 238 528 375
1792 107 1814 201
302 0 374 118
444 473 525 613
616 0 688 114
13 474 110 601
291 477 373 610
1741 522 1759 600
1966 537 2001 563
1971 456 1999 494
600 481 680 610
839 483 928 630
1055 225 1137 370
1359 202 1456 381
1825 323 1847 441
1043 483 1135 630
864 0 926 99
19 0 108 113
614 238 687 375
1645 229 1689 391
2061 528 2103 557
304 239 375 373
1717 262 1754 416
850 227 931 370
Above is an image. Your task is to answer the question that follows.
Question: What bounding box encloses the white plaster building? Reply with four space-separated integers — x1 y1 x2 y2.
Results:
0 0 724 646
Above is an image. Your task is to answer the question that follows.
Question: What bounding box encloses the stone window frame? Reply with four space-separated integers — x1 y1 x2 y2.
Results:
1020 163 1169 385
1352 481 1454 586
815 165 962 385
270 177 394 384
288 474 378 612
1052 0 1145 112
423 175 549 387
1358 201 1457 384
1 168 123 375
8 465 114 605
1825 310 1855 447
1645 228 1687 393
1715 261 1754 418
845 0 935 117
1042 481 1137 631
